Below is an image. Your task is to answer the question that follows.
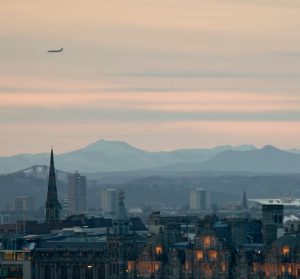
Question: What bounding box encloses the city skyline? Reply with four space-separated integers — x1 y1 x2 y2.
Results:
1 0 300 155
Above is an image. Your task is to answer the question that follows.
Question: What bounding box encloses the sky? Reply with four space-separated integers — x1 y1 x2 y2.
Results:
1 0 300 155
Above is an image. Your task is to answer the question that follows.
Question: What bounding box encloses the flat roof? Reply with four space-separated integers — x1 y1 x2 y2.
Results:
249 198 300 206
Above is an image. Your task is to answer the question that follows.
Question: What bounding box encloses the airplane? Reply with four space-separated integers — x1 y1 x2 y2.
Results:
47 48 63 53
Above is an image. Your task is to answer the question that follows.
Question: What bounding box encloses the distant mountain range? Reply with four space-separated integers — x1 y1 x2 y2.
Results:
1 140 300 174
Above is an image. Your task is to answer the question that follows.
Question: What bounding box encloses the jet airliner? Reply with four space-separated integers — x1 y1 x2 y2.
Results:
48 48 63 53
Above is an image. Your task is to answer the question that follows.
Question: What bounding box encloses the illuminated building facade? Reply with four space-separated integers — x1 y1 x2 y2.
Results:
184 223 231 279
248 234 300 279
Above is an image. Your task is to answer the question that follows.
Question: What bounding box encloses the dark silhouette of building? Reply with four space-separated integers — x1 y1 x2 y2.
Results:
262 204 284 246
45 149 62 223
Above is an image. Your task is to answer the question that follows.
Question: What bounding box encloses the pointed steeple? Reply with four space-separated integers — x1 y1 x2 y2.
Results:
242 190 248 210
45 148 61 223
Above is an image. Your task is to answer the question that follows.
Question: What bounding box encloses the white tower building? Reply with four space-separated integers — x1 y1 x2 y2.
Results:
190 188 211 211
100 188 117 215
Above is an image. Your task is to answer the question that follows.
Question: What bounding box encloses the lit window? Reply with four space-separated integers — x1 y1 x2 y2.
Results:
127 261 134 272
282 246 290 256
16 253 24 261
155 246 163 255
4 252 14 261
209 250 217 260
195 251 203 261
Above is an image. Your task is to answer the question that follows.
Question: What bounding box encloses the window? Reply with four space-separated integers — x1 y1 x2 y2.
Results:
73 266 80 279
221 263 226 272
195 250 203 261
209 250 217 260
155 246 163 255
203 236 211 248
45 265 52 279
282 246 290 256
4 252 14 261
16 252 24 261
60 266 68 279
0 265 23 278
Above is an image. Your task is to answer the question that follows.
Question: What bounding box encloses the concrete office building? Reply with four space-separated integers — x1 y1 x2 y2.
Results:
190 188 211 212
68 172 87 215
100 189 117 215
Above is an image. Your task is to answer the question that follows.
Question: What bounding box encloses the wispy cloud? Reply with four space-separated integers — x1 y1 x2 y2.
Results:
118 71 300 79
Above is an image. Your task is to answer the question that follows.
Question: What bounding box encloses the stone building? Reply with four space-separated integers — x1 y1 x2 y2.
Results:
3 151 300 279
31 247 106 279
250 234 300 279
105 191 143 279
184 221 231 279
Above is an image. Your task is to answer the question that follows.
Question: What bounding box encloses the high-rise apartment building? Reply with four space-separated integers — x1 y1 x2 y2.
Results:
100 189 117 215
68 172 86 215
190 188 211 211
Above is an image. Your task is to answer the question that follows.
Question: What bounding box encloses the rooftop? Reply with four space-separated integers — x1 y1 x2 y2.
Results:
249 198 300 206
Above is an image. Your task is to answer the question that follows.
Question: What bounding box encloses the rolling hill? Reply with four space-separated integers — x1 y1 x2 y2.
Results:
0 140 256 174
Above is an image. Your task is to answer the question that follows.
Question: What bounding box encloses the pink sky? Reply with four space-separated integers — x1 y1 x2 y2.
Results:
1 0 300 155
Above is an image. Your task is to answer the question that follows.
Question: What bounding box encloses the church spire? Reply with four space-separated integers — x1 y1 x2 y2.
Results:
242 190 248 210
45 148 61 223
